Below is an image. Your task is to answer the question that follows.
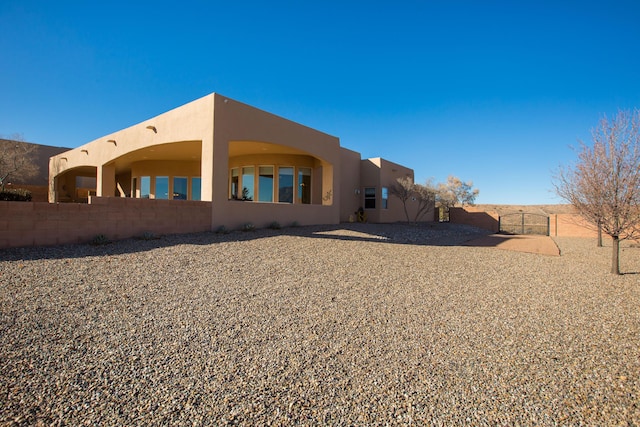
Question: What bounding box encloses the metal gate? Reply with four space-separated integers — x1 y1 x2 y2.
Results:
499 213 550 236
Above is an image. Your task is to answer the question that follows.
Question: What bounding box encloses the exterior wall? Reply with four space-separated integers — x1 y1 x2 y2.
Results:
44 93 416 240
360 158 429 223
0 197 212 249
449 207 603 238
339 148 362 221
49 94 215 201
550 214 598 238
209 95 341 228
449 206 500 232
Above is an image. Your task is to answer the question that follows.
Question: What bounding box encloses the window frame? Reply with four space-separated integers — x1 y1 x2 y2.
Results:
364 187 376 209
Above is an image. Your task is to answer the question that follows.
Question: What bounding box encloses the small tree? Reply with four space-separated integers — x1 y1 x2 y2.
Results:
389 176 436 223
412 181 437 222
389 176 414 222
554 109 640 275
436 175 479 208
0 135 39 190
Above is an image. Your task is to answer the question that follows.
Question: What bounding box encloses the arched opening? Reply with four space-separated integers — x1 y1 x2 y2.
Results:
54 166 97 203
227 141 333 206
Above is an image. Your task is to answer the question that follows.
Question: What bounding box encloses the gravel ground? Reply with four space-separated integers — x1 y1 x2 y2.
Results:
1 222 639 426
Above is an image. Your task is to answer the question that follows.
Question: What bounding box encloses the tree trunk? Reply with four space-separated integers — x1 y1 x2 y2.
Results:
402 202 410 223
612 235 621 275
597 223 603 247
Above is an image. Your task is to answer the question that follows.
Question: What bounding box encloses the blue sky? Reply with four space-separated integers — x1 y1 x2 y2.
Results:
2 1 639 204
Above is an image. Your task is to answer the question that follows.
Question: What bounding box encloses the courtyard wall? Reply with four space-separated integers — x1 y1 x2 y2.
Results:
0 197 212 249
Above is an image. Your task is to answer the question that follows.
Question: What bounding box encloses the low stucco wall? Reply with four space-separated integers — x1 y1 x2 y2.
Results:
448 207 500 232
549 214 598 238
449 206 600 238
217 199 338 230
0 197 212 249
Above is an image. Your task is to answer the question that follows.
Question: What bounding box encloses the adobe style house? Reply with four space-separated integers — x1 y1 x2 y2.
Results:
49 93 426 229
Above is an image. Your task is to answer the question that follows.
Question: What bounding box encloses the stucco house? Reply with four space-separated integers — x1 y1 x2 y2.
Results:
49 93 426 229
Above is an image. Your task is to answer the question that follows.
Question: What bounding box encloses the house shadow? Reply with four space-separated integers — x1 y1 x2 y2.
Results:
1 222 558 262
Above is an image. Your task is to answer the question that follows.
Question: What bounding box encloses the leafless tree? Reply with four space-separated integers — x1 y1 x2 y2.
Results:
389 176 414 222
436 175 479 208
389 176 436 223
0 135 39 190
413 181 437 222
554 109 640 275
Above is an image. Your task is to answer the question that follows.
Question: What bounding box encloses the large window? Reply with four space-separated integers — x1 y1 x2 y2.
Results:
278 167 294 203
364 187 376 209
173 177 187 200
381 187 388 209
191 177 201 201
155 176 169 199
298 167 311 204
242 167 254 201
141 176 151 199
258 166 274 202
230 165 312 204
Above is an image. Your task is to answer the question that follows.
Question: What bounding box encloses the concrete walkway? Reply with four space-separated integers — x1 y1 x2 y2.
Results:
463 234 561 256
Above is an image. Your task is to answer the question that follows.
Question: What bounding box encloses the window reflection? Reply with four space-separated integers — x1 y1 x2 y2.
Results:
141 176 150 199
155 176 169 199
173 177 187 200
279 167 294 203
191 177 201 201
258 166 273 202
298 168 311 204
242 167 254 201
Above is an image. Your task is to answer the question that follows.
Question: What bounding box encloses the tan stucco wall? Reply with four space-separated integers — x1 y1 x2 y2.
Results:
48 93 415 232
339 147 362 221
49 94 215 201
359 157 427 223
209 95 341 228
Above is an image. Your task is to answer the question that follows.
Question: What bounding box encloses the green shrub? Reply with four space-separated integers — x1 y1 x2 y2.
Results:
216 225 230 234
241 222 255 232
90 234 110 245
140 231 159 240
268 221 281 230
0 188 32 201
290 220 300 228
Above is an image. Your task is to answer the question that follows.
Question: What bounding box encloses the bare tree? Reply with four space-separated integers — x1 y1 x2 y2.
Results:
0 135 39 190
555 110 640 275
388 176 414 222
436 175 479 208
412 181 437 222
389 176 436 222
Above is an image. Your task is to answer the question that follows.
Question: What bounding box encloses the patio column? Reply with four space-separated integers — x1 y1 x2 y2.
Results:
97 163 116 197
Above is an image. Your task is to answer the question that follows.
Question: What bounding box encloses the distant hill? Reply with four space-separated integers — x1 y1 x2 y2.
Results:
473 204 577 216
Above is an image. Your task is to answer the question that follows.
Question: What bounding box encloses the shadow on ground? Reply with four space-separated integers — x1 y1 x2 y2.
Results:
0 222 560 261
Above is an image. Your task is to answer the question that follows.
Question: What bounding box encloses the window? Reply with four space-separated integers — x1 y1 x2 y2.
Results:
191 177 201 201
230 168 239 199
298 167 311 204
381 187 388 209
173 177 187 200
140 176 151 199
278 167 294 203
258 166 273 202
155 176 169 199
364 187 376 209
242 167 254 200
